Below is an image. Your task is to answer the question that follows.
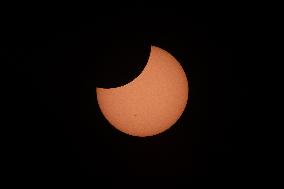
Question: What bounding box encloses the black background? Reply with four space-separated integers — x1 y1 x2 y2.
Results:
4 7 238 177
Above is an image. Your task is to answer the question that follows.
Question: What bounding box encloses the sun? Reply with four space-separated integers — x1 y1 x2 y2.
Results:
96 45 189 137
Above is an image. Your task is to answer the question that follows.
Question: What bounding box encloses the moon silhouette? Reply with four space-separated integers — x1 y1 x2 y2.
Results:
96 46 189 137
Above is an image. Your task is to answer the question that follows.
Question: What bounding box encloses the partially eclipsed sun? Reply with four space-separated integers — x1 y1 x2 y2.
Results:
96 46 189 137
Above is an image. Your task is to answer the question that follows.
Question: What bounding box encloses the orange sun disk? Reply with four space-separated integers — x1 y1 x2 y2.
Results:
96 46 189 137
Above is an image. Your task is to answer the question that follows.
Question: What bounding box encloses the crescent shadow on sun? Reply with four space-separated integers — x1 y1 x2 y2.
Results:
94 42 152 89
97 45 183 90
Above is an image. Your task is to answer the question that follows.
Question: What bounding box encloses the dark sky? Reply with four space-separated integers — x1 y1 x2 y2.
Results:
4 7 238 177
